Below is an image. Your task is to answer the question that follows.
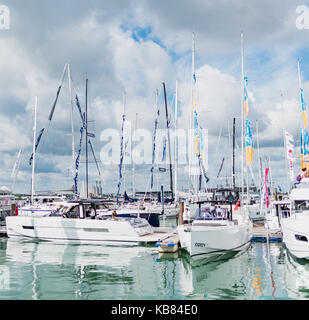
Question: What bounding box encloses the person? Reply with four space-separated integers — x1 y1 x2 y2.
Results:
112 210 117 219
297 168 307 181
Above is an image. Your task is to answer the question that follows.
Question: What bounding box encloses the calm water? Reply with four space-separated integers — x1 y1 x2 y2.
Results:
1 219 309 300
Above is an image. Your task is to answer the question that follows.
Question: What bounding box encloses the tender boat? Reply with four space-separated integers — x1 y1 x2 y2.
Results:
6 199 175 245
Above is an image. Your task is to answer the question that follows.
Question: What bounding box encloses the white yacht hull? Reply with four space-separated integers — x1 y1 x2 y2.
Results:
6 216 173 245
177 220 252 257
281 213 309 260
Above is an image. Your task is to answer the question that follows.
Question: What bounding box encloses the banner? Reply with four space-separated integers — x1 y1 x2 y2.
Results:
244 76 249 117
150 108 160 189
29 128 45 166
116 113 126 203
74 124 84 195
265 168 270 208
285 130 295 181
245 119 253 165
300 87 308 127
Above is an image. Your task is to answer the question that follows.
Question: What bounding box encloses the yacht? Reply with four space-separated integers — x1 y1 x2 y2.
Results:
280 178 309 259
177 200 252 258
6 199 175 245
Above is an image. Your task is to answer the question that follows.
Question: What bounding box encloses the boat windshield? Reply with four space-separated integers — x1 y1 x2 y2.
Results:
294 200 309 211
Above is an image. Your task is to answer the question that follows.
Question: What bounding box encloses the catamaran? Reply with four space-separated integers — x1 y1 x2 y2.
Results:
178 32 252 258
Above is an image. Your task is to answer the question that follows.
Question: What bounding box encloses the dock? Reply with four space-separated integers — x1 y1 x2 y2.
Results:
0 226 7 237
156 222 282 254
252 222 282 243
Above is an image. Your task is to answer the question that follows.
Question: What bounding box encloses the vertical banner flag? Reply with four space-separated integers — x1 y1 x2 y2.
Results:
245 119 253 165
74 122 84 195
300 88 308 127
285 131 295 181
265 168 270 208
150 108 160 189
244 76 249 117
116 113 126 203
29 128 45 166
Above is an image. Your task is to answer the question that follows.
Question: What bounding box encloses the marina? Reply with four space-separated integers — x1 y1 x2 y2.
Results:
2 0 309 304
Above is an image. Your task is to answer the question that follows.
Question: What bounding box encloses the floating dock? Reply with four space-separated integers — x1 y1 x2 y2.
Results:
252 222 282 243
0 226 7 237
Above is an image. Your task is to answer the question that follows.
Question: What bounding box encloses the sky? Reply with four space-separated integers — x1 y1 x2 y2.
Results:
1 0 309 195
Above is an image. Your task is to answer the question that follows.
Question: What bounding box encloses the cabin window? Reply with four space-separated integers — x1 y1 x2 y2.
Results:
22 226 34 230
83 228 109 232
295 201 309 211
295 234 308 242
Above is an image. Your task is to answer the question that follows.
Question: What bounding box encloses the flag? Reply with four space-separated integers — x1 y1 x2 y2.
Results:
74 122 84 195
300 88 308 127
194 110 199 155
29 128 45 166
265 168 270 208
150 108 160 189
285 130 295 181
244 76 249 117
245 119 253 165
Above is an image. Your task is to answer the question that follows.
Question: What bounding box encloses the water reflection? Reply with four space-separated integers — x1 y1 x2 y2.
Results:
2 238 309 300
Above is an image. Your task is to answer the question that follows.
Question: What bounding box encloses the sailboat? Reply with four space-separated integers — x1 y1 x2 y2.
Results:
177 32 252 258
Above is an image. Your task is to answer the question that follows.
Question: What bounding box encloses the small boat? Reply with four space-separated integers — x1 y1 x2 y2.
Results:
177 200 252 258
6 199 175 245
280 178 309 259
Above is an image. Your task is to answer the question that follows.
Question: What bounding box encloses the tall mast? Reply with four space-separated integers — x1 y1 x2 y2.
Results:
188 32 195 194
67 63 75 183
240 31 245 205
132 112 137 197
232 117 236 189
163 82 174 200
31 96 38 204
85 77 89 198
174 80 178 202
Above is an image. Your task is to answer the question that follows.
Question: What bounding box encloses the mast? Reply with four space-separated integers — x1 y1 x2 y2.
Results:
132 112 137 197
175 80 178 203
31 96 38 204
232 117 236 189
162 82 174 200
85 78 89 198
240 31 245 206
67 63 75 183
188 32 195 194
